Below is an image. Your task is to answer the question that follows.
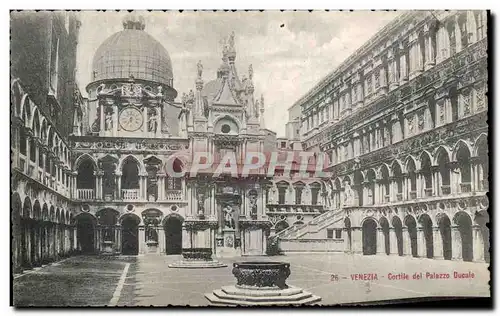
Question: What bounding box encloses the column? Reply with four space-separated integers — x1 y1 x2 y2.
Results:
217 202 223 236
158 227 166 254
138 226 145 254
399 42 408 84
376 228 385 255
402 227 411 256
379 64 388 95
409 31 423 79
417 227 426 258
433 227 444 259
112 105 118 136
116 173 122 199
142 107 148 134
389 228 398 255
157 174 165 201
351 228 363 254
451 226 463 261
424 23 436 70
99 105 104 133
472 225 485 262
343 228 351 253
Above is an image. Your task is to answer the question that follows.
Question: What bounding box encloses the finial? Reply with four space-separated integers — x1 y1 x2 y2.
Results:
122 13 146 30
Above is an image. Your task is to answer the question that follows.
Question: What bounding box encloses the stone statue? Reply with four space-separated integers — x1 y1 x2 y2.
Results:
188 89 195 104
344 182 353 205
105 110 113 131
197 60 203 79
224 205 235 229
197 193 205 214
157 85 163 96
181 92 188 106
148 110 158 133
249 192 258 215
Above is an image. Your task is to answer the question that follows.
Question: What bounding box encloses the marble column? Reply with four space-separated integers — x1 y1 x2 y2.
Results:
424 24 436 70
351 228 363 254
138 226 145 254
451 226 463 261
472 225 485 262
99 105 105 133
376 228 385 255
433 227 444 259
399 42 408 84
417 227 426 258
158 228 166 254
389 228 398 255
402 227 411 256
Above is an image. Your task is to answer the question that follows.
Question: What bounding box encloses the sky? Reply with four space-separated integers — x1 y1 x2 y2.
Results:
76 10 401 137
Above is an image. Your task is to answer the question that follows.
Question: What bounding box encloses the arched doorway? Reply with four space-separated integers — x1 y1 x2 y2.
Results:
121 214 140 255
164 215 183 255
419 214 434 258
362 218 377 255
12 193 22 272
275 221 289 234
454 211 473 262
392 216 404 256
475 210 490 263
404 215 418 257
438 214 452 260
380 217 390 255
76 213 96 254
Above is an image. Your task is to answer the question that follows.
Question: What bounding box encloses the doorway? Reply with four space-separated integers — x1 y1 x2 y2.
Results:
121 215 140 255
164 216 183 255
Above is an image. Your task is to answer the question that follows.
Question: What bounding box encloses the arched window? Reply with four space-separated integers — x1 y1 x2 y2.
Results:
366 170 376 205
407 158 417 199
476 136 488 191
310 182 321 205
456 144 472 193
380 165 390 203
19 127 27 155
392 162 404 201
76 158 95 199
437 149 451 195
122 158 140 189
421 152 433 197
294 182 304 205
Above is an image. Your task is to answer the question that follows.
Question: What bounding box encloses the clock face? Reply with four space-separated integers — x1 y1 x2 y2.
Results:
119 107 143 132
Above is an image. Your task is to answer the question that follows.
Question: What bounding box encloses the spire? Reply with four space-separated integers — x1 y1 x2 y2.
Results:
122 13 146 30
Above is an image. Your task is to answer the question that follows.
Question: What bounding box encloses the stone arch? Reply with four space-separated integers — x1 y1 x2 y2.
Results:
119 154 146 174
474 209 489 263
452 139 473 161
74 153 98 171
453 211 473 262
22 196 32 219
121 213 141 255
11 79 23 118
213 114 242 135
49 205 55 222
32 200 41 220
362 217 378 255
31 108 41 137
473 133 488 157
379 216 390 255
391 216 404 256
74 212 97 254
379 163 391 202
365 169 377 205
436 213 452 260
418 213 434 258
163 213 184 255
404 214 418 257
353 170 364 206
19 93 31 124
433 145 452 166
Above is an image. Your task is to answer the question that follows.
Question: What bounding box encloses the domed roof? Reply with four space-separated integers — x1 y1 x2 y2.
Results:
91 14 173 86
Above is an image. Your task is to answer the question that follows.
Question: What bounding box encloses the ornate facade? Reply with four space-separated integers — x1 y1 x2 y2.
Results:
279 11 489 263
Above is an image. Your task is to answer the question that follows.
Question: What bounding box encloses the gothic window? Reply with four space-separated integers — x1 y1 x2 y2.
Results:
29 138 36 162
310 183 321 205
374 71 380 89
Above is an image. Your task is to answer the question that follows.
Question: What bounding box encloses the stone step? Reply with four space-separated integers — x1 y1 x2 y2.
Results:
205 292 321 306
220 285 303 297
212 289 314 302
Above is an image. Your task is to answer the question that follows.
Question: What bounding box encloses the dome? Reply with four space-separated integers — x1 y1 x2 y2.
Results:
91 14 173 87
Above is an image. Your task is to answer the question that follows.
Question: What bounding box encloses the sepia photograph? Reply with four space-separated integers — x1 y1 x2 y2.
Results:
10 9 490 307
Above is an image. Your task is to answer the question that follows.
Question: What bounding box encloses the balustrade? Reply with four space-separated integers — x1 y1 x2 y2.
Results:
165 190 183 201
77 189 95 200
122 189 140 200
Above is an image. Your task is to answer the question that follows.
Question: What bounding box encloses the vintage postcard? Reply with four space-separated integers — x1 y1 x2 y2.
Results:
11 10 490 307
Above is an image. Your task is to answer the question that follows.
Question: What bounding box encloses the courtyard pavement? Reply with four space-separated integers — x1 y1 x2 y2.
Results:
12 253 490 307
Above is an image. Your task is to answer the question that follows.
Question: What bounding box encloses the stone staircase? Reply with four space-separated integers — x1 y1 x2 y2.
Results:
277 209 344 240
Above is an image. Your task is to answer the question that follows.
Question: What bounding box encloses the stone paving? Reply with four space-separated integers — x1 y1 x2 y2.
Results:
12 253 490 307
